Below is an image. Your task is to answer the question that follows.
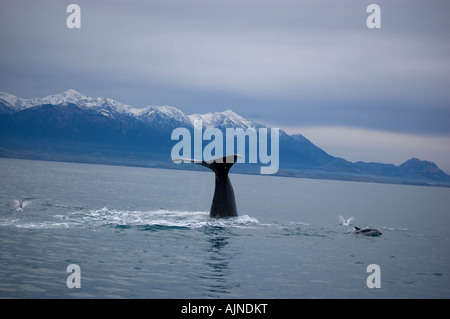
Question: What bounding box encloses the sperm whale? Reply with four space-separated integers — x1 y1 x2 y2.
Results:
173 155 241 218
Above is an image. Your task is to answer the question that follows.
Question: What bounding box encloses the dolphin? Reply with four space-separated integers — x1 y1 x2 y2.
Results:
173 155 241 218
354 226 382 236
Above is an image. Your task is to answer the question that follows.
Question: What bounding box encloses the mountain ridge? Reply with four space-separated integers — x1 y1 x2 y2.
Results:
1 89 449 187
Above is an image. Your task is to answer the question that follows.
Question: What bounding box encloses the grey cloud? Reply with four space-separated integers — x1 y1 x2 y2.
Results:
0 0 449 135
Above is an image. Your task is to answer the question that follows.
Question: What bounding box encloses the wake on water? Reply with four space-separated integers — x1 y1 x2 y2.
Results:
2 202 402 236
69 207 261 230
2 206 262 230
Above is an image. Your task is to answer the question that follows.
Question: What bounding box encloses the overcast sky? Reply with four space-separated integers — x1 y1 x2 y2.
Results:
1 0 450 172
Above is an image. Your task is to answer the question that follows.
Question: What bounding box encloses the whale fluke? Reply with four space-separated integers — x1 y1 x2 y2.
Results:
173 155 241 218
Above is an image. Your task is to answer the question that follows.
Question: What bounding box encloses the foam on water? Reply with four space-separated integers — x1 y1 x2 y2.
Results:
51 207 263 230
1 201 262 230
1 203 403 238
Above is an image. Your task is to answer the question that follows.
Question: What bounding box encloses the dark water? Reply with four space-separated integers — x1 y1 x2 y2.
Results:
1 158 449 298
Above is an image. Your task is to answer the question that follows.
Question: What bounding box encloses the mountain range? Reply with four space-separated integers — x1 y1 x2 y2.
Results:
1 89 449 187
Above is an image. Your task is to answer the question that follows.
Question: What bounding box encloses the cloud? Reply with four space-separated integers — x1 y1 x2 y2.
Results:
0 0 449 136
1 0 449 172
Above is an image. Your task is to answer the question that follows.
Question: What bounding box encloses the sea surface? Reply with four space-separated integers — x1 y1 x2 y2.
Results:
0 158 449 298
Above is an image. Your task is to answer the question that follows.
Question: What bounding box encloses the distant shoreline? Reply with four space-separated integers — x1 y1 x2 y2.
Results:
2 155 449 189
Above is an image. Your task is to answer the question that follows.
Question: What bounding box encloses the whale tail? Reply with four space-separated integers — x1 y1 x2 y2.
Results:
173 154 240 171
173 155 241 218
173 154 241 179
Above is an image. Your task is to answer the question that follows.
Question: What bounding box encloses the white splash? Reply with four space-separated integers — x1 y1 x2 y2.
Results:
14 200 30 212
59 207 261 230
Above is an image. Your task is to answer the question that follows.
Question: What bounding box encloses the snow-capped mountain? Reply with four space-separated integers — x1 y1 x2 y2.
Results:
0 89 140 116
0 89 266 130
0 92 34 113
188 110 264 129
137 105 192 129
1 90 449 185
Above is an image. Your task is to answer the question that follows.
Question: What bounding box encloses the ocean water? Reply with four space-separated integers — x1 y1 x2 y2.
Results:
0 158 449 299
